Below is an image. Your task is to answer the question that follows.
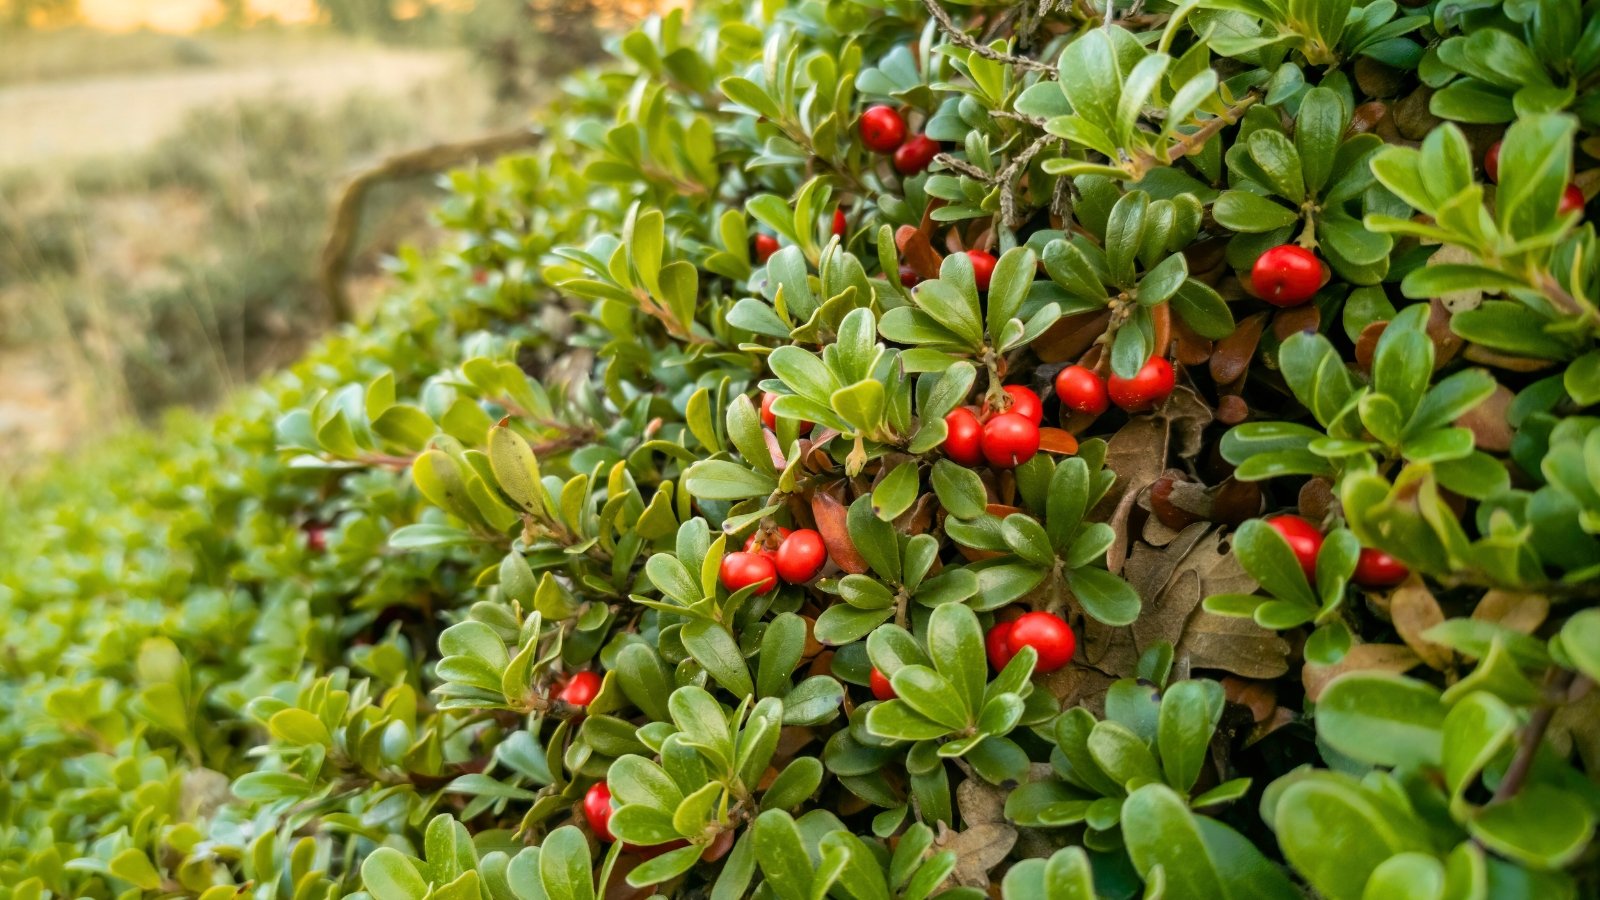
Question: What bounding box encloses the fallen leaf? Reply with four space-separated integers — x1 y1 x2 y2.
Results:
935 821 1018 889
1179 606 1291 680
1455 383 1514 453
1034 310 1113 363
1302 643 1419 701
1037 427 1079 455
1389 575 1452 670
1160 385 1213 460
1472 589 1549 633
896 225 944 281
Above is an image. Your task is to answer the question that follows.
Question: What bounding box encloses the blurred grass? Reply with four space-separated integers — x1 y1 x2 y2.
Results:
0 25 365 87
0 60 500 443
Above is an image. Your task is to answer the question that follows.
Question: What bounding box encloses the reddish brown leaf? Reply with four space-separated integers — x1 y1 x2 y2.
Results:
1037 427 1079 455
810 489 868 574
1297 477 1336 522
1272 305 1320 342
1426 297 1464 367
895 224 944 281
1033 309 1113 363
1462 344 1559 372
1216 394 1249 425
1210 312 1267 386
1355 320 1386 372
1455 383 1514 453
1171 314 1214 367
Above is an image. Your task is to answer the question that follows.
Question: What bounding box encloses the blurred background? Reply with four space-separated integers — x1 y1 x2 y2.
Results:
0 0 619 467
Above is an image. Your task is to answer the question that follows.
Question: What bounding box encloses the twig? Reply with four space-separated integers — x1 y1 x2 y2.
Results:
1489 668 1582 805
933 152 993 182
921 0 1058 75
998 132 1060 231
990 109 1050 128
1124 91 1261 180
319 128 543 324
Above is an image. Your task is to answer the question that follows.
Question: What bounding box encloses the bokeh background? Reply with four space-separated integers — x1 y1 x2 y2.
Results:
0 0 624 473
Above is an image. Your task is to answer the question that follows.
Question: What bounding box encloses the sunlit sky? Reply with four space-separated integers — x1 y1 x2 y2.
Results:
79 0 318 31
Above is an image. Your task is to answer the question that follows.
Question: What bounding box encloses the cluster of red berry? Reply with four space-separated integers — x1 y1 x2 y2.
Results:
1055 357 1176 417
859 105 939 176
942 385 1044 469
1264 515 1409 588
719 524 830 594
868 610 1076 701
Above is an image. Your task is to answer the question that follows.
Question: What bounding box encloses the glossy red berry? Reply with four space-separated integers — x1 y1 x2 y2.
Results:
1055 365 1109 416
1008 611 1076 674
1560 184 1586 217
981 412 1040 468
943 407 984 466
1264 515 1324 582
557 670 602 707
744 525 792 557
720 551 777 594
986 620 1017 671
1484 140 1501 183
775 528 828 583
899 265 922 287
1250 245 1323 307
754 234 780 264
1003 385 1043 424
833 208 848 239
893 134 939 175
1107 357 1175 413
760 392 812 434
869 667 896 701
1353 548 1408 588
859 105 907 153
304 524 328 554
583 783 616 842
966 249 997 291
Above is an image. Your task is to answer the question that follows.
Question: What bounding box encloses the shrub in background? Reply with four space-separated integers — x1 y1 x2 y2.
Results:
3 0 1600 898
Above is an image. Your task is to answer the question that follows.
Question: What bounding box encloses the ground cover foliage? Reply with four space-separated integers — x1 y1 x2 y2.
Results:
4 0 1600 897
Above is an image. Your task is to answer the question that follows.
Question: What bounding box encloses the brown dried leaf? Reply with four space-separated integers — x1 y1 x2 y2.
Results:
1179 607 1291 680
1390 576 1452 670
1209 478 1262 526
1033 310 1113 363
896 224 944 281
1426 297 1465 366
1394 86 1442 140
957 777 1007 826
1354 321 1386 373
1462 344 1559 372
1455 383 1514 453
811 489 868 574
1161 385 1213 460
1302 643 1420 701
936 822 1018 889
1210 312 1267 386
1171 314 1214 367
1297 477 1336 522
1216 394 1249 424
1472 589 1549 633
1272 305 1321 342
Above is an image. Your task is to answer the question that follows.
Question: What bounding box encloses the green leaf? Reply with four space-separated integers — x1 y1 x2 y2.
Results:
1121 786 1226 898
1360 853 1446 900
1001 514 1056 567
1316 673 1444 768
1212 190 1298 232
1065 567 1140 627
108 849 164 892
873 463 921 522
538 827 595 900
1274 775 1428 900
1247 129 1305 204
986 247 1038 339
1158 679 1224 794
1169 279 1235 339
888 666 970 731
683 460 777 501
1296 87 1345 194
681 622 755 698
1467 783 1596 869
1234 519 1316 610
362 848 429 900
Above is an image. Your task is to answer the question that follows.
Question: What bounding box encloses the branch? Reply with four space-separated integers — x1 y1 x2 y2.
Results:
319 128 543 324
921 0 1058 75
1489 668 1581 805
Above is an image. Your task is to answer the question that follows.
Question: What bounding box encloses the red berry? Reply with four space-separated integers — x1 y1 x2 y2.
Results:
1003 385 1043 424
754 234 780 264
1264 515 1323 582
557 671 602 707
744 525 792 558
981 412 1040 469
472 269 488 285
1055 365 1109 416
1008 611 1076 674
775 528 828 583
1107 357 1175 413
1250 245 1323 307
833 208 848 239
859 105 907 153
583 783 615 842
720 551 777 594
943 408 984 466
893 134 939 175
869 667 896 701
304 524 328 554
760 392 812 434
899 265 922 287
1353 548 1408 588
966 249 997 291
1484 140 1501 183
1560 184 1585 217
986 621 1017 671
